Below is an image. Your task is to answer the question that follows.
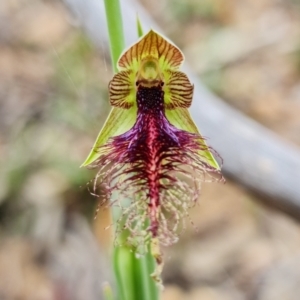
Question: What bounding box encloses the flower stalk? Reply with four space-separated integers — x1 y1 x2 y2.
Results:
102 1 159 299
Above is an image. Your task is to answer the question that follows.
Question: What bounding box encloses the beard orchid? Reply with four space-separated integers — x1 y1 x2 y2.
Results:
82 30 223 274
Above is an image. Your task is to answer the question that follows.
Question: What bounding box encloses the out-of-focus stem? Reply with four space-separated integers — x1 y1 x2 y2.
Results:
102 282 114 300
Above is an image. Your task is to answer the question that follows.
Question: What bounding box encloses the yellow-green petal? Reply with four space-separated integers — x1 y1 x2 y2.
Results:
164 70 194 109
165 108 220 170
81 106 137 167
109 70 136 108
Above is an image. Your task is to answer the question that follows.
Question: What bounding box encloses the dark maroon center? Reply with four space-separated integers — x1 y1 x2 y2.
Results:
136 86 164 114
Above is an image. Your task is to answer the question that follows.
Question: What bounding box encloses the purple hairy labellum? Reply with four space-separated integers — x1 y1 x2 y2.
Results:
82 29 224 277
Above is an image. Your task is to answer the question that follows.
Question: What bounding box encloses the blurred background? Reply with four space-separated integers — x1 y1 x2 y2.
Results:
1 0 300 299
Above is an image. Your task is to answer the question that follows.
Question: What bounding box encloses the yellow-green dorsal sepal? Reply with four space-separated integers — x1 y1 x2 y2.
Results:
117 29 184 73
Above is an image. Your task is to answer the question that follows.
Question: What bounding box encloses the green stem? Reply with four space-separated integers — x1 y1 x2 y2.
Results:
133 250 159 300
113 246 136 300
103 1 159 300
104 0 125 73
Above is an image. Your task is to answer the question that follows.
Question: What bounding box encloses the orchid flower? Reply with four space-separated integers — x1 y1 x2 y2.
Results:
82 30 223 275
